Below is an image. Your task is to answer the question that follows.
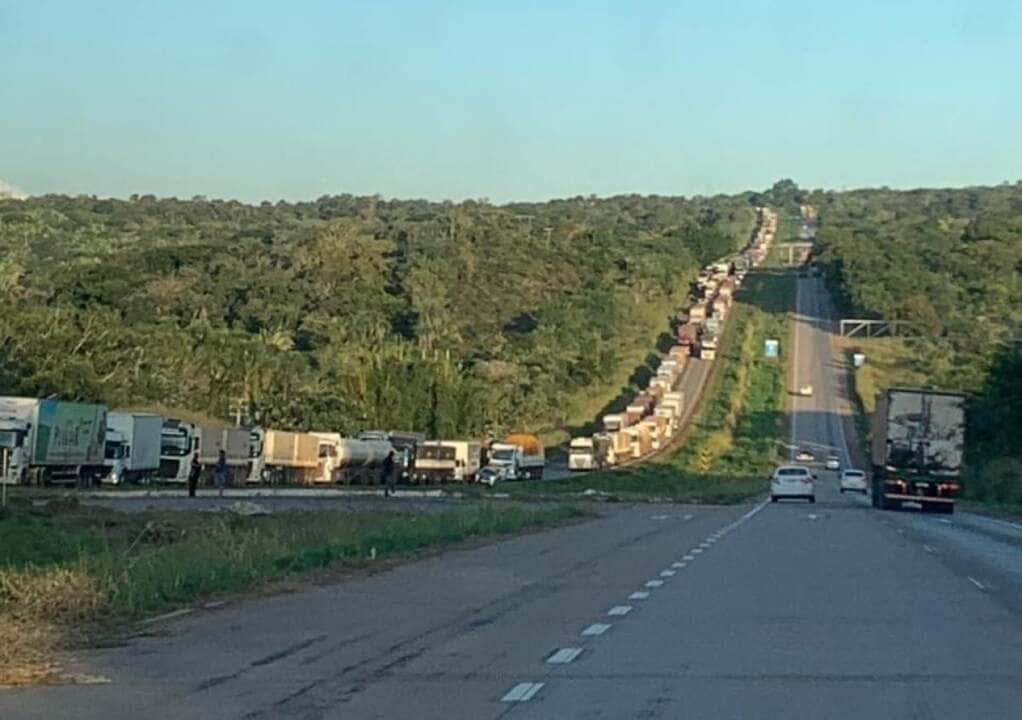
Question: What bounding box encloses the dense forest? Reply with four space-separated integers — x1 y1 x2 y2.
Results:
808 183 1022 502
0 191 757 437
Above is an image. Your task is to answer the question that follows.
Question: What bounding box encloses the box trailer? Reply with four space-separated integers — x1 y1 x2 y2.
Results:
871 388 966 514
102 412 162 484
0 397 107 485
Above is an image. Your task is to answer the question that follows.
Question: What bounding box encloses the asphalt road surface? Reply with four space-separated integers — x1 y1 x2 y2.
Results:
5 275 1021 719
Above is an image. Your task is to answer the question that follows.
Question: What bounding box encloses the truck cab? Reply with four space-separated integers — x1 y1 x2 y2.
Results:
159 420 197 484
0 416 31 485
569 437 596 471
487 442 525 480
103 428 129 484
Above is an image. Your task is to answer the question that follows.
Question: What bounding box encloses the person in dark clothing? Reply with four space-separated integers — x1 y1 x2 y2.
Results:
188 455 202 498
382 451 395 498
214 449 228 497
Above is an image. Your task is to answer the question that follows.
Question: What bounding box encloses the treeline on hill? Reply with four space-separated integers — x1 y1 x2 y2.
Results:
0 192 757 438
807 182 1022 503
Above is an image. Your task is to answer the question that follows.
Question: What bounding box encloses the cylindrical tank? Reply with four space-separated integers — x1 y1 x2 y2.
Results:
336 438 396 468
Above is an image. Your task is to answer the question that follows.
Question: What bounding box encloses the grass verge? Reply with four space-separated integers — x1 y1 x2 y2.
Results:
0 498 588 686
508 270 795 504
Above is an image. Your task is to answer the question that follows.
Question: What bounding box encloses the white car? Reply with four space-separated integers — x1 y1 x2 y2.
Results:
795 448 815 463
825 455 841 471
840 469 868 495
798 384 814 397
771 465 815 503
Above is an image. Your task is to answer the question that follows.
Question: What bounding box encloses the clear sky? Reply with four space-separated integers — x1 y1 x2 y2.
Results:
2 0 1020 202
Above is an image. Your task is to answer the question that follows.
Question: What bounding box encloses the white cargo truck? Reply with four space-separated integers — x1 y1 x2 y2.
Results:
102 412 162 484
413 441 481 483
0 397 107 485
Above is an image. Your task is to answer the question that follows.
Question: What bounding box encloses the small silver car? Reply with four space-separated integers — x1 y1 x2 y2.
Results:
840 469 868 495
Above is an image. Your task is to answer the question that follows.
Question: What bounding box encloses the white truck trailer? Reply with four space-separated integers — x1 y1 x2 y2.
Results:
0 397 107 485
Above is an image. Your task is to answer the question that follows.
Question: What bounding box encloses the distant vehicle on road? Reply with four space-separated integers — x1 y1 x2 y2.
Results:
840 469 868 495
771 465 816 503
825 455 841 471
477 465 507 486
795 448 814 463
798 384 814 397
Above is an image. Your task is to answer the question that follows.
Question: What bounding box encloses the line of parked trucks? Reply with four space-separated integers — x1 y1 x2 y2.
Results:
0 396 546 487
568 207 777 471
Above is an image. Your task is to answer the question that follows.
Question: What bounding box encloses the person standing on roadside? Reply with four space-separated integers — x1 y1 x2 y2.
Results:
214 449 228 497
188 454 202 498
382 451 395 498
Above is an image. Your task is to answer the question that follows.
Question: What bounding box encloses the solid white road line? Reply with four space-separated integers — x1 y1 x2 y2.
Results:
968 576 986 591
660 570 676 577
547 647 583 664
629 591 651 600
502 682 544 702
140 608 194 625
645 579 664 588
607 605 632 616
581 623 611 637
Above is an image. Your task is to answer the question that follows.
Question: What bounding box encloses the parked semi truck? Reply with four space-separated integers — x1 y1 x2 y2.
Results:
158 419 197 483
0 397 107 485
197 425 253 485
311 433 395 484
485 434 546 480
102 412 162 484
569 435 611 471
871 388 966 514
413 441 481 483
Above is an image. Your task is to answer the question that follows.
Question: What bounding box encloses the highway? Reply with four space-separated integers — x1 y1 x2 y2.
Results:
4 275 1021 719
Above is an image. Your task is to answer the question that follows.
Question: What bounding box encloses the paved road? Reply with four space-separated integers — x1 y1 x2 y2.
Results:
5 275 1021 719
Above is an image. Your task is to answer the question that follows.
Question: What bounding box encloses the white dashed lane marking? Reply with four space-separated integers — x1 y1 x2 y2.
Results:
547 647 583 664
607 605 632 616
581 623 611 637
502 683 544 702
682 554 695 561
671 562 687 569
968 577 986 591
645 579 664 588
660 570 676 577
629 591 650 600
691 548 704 554
923 544 936 554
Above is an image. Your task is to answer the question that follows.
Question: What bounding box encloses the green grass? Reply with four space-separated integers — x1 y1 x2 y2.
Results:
0 499 589 684
507 270 795 504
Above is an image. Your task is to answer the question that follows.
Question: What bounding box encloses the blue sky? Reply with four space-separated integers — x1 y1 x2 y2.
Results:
2 1 1020 202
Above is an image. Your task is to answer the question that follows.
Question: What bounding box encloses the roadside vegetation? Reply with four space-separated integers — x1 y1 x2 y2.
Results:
0 193 754 441
807 183 1022 509
0 498 588 686
507 270 794 503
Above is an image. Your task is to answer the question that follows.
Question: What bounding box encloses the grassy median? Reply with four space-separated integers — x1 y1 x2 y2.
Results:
506 270 794 504
0 497 588 686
